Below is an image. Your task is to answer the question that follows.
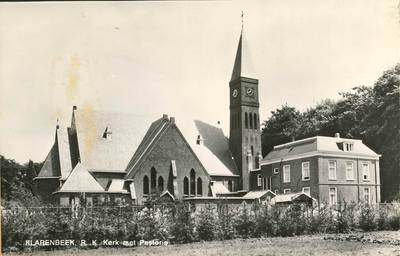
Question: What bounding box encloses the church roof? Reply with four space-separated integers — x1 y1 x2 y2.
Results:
262 136 380 164
73 108 153 172
36 141 61 178
230 31 257 82
58 162 104 192
177 119 239 176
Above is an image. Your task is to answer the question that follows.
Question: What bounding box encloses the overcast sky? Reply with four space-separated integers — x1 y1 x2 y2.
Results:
0 0 398 164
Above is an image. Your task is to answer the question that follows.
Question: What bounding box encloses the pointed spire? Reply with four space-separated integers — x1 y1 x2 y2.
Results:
230 29 257 82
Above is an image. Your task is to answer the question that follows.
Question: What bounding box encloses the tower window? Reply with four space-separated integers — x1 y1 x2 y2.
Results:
245 112 248 129
254 113 257 129
249 113 253 129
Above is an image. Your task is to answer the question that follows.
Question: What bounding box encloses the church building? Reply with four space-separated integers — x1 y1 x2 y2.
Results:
34 28 267 205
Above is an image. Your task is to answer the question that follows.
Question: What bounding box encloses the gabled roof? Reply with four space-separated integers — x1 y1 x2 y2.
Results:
210 182 230 197
57 127 73 180
230 30 257 82
36 141 61 178
73 108 153 172
274 193 314 203
58 162 104 192
242 190 275 199
262 136 380 164
177 119 239 176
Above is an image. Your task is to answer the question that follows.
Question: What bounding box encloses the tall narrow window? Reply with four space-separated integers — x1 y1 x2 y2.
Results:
254 113 257 129
183 177 189 196
251 146 254 156
151 167 157 189
328 161 337 180
249 113 253 129
228 180 233 192
283 165 290 183
363 187 370 203
257 174 261 186
363 163 370 180
197 177 202 196
143 176 149 195
329 187 337 205
245 113 248 129
302 162 310 180
190 169 196 195
346 162 354 180
158 176 164 191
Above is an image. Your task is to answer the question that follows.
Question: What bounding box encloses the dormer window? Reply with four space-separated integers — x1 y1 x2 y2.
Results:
103 127 112 140
196 135 204 146
344 142 354 152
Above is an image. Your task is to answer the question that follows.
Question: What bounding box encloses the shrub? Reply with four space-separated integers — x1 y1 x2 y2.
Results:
334 201 350 233
358 203 377 231
234 205 255 238
196 205 217 241
215 202 236 240
387 215 400 230
170 201 197 243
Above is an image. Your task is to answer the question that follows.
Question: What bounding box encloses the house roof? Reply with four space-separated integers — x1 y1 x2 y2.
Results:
242 190 275 199
36 141 61 178
210 182 230 197
107 179 127 192
73 108 153 172
262 136 380 164
59 162 104 192
230 30 257 81
176 119 239 176
274 193 314 203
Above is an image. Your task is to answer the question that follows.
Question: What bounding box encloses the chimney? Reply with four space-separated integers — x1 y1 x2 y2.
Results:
73 106 77 110
196 135 204 146
163 114 169 120
335 133 340 138
217 121 220 125
170 117 175 124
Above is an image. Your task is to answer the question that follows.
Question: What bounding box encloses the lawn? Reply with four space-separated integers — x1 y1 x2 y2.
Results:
7 231 400 256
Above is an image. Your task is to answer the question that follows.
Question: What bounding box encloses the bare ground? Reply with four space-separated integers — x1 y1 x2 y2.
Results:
6 231 400 256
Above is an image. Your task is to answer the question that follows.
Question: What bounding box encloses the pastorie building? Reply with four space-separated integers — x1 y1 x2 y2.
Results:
34 28 381 206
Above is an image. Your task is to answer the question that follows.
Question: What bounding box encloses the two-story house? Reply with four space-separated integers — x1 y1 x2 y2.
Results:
259 133 381 204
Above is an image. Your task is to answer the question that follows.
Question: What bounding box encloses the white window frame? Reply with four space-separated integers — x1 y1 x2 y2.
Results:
362 163 370 181
328 161 337 180
363 187 370 203
257 174 261 186
346 162 354 180
283 165 290 183
274 168 279 174
302 162 310 181
344 142 354 152
329 187 337 205
302 187 310 195
284 189 291 194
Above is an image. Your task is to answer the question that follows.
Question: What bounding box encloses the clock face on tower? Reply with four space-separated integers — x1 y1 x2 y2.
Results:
232 89 238 98
246 87 254 97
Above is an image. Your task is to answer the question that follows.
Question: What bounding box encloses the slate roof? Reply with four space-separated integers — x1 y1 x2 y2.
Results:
58 163 104 192
230 30 257 81
73 108 153 172
262 136 380 163
210 182 230 197
57 127 73 180
36 141 61 178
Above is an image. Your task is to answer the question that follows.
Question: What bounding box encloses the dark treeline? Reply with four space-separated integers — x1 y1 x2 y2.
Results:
261 64 399 202
1 155 43 207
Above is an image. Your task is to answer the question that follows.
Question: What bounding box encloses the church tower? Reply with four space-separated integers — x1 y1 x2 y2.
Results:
229 29 262 191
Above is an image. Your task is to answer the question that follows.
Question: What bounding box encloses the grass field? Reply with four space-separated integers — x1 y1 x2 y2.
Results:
7 231 400 256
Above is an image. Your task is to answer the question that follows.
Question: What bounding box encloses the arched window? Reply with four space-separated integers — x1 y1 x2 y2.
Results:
245 113 248 128
143 176 149 195
158 176 164 191
249 113 253 129
69 195 75 205
183 177 189 195
151 167 156 189
251 146 254 156
197 177 202 196
190 169 196 195
228 180 233 192
254 113 257 129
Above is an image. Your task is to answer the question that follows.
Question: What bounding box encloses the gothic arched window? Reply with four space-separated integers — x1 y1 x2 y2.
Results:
249 113 253 129
197 177 202 196
158 176 164 191
228 180 233 192
251 146 254 156
183 177 189 195
151 167 156 189
143 176 149 195
190 169 196 195
254 113 257 129
245 113 248 129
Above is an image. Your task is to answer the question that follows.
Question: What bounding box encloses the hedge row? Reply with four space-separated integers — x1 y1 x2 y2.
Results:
1 201 399 252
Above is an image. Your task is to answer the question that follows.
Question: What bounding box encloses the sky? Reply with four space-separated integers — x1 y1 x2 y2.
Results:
0 0 398 164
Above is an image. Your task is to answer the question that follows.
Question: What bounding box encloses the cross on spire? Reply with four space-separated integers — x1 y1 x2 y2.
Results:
241 11 244 31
